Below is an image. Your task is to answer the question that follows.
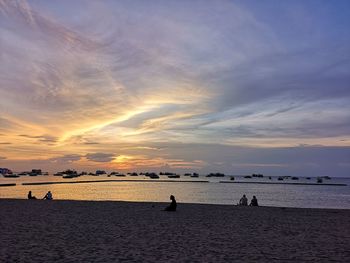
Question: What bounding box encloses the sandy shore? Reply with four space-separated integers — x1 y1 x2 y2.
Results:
1 199 349 262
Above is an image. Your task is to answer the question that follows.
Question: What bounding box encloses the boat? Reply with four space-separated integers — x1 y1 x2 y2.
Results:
3 174 20 178
129 172 138 176
30 169 42 176
230 176 235 181
168 175 180 178
190 173 199 178
61 170 79 178
278 177 284 181
206 173 225 177
291 177 299 180
244 175 252 179
62 174 75 179
160 172 176 176
317 178 323 183
148 173 159 179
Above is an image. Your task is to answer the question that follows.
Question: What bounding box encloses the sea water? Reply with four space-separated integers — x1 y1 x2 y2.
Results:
1 175 349 209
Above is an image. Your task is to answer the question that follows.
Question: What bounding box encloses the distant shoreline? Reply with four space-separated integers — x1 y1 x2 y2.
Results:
220 181 347 186
0 179 347 187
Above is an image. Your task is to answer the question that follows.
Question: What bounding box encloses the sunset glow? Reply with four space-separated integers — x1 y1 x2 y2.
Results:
1 0 349 176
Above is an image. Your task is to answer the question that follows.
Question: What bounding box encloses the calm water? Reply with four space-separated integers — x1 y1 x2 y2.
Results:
1 175 349 209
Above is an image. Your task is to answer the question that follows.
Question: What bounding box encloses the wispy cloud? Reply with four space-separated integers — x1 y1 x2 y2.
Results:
0 0 349 175
86 153 115 163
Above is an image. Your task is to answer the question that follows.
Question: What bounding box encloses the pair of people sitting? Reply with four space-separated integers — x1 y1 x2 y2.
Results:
27 191 53 200
238 194 258 206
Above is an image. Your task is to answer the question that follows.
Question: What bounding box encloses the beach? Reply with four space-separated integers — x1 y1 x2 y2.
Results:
1 199 349 262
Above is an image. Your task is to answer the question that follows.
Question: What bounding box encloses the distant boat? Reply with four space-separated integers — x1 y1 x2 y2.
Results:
190 173 199 178
317 178 323 183
61 170 79 178
3 174 20 178
62 174 75 179
148 173 159 179
291 177 299 180
207 173 225 177
30 169 42 176
244 175 252 179
184 173 191 176
168 175 180 178
230 176 235 181
160 172 176 176
252 173 263 178
129 172 138 176
278 177 284 181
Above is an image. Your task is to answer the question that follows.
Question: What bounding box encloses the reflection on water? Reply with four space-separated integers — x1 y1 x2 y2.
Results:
1 175 349 209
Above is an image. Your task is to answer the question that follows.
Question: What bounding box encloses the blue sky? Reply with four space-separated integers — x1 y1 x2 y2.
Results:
0 0 349 176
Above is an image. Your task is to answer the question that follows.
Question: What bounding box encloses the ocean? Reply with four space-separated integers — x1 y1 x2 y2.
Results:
1 175 349 209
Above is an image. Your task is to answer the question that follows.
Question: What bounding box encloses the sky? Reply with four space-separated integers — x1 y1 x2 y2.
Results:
0 0 349 176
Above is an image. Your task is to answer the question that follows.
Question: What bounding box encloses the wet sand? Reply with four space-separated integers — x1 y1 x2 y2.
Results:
0 199 349 262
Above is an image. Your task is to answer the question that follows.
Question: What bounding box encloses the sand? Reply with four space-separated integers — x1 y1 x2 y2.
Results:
0 199 349 262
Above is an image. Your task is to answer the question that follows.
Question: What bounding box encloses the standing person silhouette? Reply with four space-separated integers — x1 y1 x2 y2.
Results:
165 195 177 211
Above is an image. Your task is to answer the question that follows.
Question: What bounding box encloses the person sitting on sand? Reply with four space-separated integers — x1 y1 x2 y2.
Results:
165 195 177 211
250 196 258 206
43 191 53 200
27 191 37 200
239 194 248 206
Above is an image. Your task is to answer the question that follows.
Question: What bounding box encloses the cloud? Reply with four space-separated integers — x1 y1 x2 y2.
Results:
86 153 115 163
49 154 81 163
0 1 349 175
18 134 58 143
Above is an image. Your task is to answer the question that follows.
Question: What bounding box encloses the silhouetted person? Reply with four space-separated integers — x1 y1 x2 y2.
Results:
27 191 36 200
239 194 248 206
43 191 53 200
250 196 258 206
165 195 177 211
